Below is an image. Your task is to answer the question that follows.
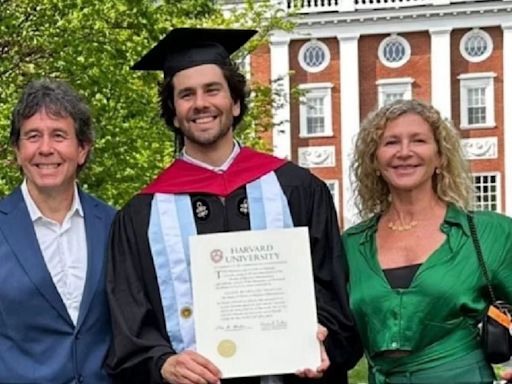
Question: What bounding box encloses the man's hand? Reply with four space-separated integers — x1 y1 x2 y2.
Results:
161 350 222 384
295 324 330 379
501 369 512 383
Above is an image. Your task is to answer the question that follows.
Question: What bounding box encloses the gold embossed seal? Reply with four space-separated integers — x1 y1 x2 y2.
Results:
217 339 236 358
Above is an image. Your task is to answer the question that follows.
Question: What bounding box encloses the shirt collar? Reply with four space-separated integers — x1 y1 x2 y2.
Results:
21 179 84 223
343 214 379 246
181 141 241 173
442 203 470 236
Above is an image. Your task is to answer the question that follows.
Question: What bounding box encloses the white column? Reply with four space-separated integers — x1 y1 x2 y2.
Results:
503 24 512 215
338 33 360 229
269 34 292 159
429 28 452 119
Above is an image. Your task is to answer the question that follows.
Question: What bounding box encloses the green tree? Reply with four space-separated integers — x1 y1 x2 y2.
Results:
0 0 293 207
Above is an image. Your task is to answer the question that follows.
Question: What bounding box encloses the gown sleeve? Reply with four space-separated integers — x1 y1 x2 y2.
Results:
308 177 363 376
105 195 174 384
278 164 363 380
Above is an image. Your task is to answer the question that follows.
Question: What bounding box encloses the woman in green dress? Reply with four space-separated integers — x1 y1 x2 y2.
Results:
342 99 512 384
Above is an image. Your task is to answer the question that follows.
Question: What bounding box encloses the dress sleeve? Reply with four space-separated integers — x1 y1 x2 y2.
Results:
105 196 174 384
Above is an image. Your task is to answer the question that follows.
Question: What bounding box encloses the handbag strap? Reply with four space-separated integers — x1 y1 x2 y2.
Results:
466 213 497 303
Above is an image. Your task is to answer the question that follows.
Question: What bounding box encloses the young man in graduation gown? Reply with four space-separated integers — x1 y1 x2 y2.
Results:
106 27 362 384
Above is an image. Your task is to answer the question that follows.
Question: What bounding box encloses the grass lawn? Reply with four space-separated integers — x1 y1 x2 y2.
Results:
348 358 368 384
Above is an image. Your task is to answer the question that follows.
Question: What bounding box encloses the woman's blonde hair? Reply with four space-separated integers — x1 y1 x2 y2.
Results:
351 99 473 219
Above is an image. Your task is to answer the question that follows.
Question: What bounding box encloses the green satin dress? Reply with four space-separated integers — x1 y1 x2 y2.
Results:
342 204 512 384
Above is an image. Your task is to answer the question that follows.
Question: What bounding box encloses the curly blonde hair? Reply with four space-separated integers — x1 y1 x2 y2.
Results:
351 99 473 219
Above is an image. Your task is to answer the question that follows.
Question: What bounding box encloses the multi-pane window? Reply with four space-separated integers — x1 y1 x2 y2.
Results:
472 173 500 212
299 83 333 137
306 97 325 134
383 92 405 106
467 87 486 125
458 73 496 129
376 78 414 107
324 180 339 212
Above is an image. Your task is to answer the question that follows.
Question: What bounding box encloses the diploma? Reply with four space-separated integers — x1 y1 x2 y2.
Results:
189 227 321 378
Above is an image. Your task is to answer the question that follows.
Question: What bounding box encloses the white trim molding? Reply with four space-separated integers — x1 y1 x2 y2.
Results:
376 77 414 107
297 146 336 168
461 137 498 159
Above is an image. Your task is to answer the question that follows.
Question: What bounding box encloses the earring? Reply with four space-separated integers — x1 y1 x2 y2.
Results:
435 168 441 174
376 170 381 176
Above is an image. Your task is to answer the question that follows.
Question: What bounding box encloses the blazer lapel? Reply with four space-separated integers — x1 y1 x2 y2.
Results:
0 188 72 324
76 191 106 329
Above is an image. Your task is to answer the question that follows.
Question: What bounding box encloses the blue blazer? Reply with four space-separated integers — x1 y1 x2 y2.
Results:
0 187 116 384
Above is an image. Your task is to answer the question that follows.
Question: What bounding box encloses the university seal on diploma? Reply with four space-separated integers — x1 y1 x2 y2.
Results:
217 339 237 358
189 227 321 378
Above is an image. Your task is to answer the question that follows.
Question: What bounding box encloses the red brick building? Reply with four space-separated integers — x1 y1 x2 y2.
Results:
230 0 512 228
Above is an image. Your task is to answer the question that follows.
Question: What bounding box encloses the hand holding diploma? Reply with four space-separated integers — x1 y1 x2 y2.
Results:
161 350 222 384
295 324 330 379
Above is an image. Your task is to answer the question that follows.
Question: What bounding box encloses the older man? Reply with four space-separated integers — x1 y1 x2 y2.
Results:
0 79 115 384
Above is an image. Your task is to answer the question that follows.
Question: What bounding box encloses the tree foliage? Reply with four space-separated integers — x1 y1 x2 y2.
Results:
0 0 294 207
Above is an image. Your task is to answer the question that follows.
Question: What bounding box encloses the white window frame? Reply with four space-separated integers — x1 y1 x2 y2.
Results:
298 83 334 138
458 72 496 129
472 172 501 212
376 77 414 107
324 179 340 213
298 39 331 73
459 29 493 63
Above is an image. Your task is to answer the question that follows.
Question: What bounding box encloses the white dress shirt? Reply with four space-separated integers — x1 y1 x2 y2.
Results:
21 180 88 326
181 141 240 172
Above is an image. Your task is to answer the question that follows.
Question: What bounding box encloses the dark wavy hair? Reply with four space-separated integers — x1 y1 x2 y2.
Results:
10 78 94 172
159 59 248 149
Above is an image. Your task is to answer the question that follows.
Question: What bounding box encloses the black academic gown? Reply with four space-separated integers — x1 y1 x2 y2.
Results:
106 161 362 384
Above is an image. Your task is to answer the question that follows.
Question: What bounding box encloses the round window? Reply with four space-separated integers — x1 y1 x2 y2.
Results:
460 29 493 63
378 34 411 68
298 40 331 73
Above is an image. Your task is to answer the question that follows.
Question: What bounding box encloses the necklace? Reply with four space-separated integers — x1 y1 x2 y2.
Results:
387 220 418 231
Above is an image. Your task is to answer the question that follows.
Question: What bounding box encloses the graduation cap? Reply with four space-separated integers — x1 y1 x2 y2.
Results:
131 27 257 79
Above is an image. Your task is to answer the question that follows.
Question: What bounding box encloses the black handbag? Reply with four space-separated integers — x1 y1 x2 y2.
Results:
467 213 512 364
